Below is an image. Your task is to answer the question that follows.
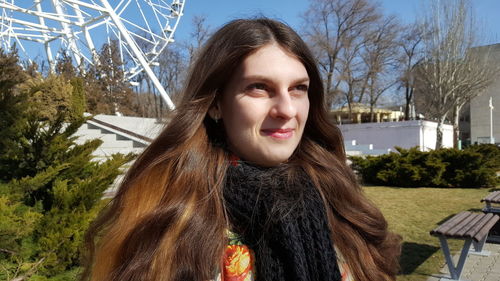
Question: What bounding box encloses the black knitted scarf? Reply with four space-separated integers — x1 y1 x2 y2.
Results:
223 162 342 281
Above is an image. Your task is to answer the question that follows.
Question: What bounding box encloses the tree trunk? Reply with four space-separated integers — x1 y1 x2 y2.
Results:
435 115 447 149
159 94 163 121
404 103 410 120
404 83 411 120
452 104 463 149
325 70 333 109
370 104 375 122
436 121 443 149
358 75 370 103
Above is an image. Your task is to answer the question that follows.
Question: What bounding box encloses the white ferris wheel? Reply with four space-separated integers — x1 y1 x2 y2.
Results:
0 0 186 109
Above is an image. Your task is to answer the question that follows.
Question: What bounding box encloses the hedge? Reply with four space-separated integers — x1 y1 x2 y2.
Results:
349 144 499 188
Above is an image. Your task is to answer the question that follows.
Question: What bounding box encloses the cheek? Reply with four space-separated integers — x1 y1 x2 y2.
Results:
222 100 263 137
297 100 310 124
226 97 265 122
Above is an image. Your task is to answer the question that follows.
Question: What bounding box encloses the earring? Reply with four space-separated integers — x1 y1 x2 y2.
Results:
209 105 220 124
211 114 218 123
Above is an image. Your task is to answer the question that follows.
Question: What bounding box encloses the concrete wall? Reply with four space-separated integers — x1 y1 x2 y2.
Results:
93 114 165 140
470 43 500 144
471 79 500 144
339 120 453 152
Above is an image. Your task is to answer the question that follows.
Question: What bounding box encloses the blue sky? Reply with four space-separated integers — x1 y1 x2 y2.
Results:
174 0 500 45
6 0 498 68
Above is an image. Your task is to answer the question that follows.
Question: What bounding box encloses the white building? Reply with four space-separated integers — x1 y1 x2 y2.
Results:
74 114 165 197
339 120 453 156
74 114 165 161
75 115 454 164
470 43 500 144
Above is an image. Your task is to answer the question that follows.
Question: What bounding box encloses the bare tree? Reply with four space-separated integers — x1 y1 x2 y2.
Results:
186 15 211 65
147 15 211 119
416 0 498 148
361 16 401 121
132 16 209 119
84 40 138 116
338 31 368 119
397 24 425 120
302 0 380 109
156 45 186 114
449 45 499 147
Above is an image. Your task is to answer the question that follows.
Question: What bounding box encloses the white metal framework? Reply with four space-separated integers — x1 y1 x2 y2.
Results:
0 0 186 109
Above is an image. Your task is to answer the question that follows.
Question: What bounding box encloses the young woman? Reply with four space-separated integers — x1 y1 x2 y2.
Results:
81 18 401 281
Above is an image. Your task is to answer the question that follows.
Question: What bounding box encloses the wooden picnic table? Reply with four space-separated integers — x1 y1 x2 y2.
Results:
430 211 499 281
481 190 500 243
481 190 500 212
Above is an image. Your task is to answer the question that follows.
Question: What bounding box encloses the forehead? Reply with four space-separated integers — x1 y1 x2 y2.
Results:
234 44 308 80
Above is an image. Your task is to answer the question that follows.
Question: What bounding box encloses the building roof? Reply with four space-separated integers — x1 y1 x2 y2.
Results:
331 103 393 114
84 114 165 145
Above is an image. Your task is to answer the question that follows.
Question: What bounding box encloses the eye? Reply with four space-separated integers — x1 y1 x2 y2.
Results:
245 83 270 96
295 84 309 92
246 83 268 91
291 84 309 96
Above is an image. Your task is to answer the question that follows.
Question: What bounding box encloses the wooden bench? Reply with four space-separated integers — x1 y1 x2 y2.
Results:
481 190 500 212
430 211 499 281
481 190 500 242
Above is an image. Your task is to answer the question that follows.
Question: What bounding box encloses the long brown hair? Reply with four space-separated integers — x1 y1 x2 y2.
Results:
81 18 400 281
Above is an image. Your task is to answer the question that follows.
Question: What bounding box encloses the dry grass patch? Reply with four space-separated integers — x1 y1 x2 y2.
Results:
363 186 492 281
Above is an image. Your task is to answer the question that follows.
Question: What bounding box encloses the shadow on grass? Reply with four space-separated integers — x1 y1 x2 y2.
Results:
435 208 489 225
466 207 483 212
399 242 440 275
436 214 456 225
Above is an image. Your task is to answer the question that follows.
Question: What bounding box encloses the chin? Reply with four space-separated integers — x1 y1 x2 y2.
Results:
259 154 293 167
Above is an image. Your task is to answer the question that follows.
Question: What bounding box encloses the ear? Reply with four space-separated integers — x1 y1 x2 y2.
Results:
208 102 221 120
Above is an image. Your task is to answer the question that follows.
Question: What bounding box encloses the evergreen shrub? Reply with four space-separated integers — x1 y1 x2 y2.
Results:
350 145 499 188
0 48 136 280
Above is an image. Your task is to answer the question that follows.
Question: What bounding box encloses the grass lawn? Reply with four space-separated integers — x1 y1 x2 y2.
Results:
363 186 495 281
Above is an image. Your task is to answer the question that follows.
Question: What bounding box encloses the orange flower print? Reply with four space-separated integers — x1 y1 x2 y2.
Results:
223 244 254 281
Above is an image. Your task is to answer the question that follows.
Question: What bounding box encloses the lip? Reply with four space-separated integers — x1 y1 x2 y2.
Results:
261 128 294 139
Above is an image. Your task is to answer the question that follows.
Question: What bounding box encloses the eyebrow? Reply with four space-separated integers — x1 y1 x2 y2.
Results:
242 75 310 84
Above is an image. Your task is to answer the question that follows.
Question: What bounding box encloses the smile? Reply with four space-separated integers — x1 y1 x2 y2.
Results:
261 128 294 139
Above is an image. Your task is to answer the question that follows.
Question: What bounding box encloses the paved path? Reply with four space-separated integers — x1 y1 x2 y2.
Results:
427 242 500 281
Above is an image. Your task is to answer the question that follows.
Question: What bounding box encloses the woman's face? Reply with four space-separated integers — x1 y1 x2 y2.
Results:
217 43 310 166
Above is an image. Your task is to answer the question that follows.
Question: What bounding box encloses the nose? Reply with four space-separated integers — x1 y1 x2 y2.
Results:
270 90 297 120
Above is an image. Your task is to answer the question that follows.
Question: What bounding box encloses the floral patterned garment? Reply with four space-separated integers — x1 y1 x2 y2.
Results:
214 230 354 281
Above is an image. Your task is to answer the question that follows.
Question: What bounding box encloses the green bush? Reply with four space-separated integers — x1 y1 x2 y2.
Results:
433 148 497 188
350 145 499 188
465 144 500 170
0 48 136 280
